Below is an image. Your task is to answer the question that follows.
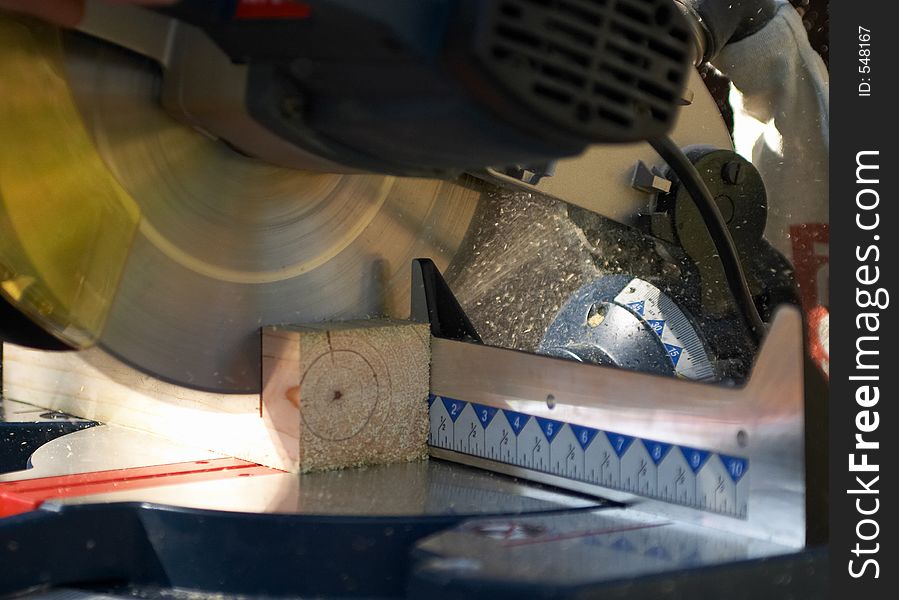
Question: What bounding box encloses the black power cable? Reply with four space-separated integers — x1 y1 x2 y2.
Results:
649 135 767 343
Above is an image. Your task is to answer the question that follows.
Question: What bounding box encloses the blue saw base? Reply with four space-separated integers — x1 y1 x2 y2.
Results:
0 476 825 599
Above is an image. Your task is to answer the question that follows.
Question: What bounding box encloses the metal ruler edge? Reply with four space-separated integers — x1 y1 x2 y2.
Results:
427 394 749 520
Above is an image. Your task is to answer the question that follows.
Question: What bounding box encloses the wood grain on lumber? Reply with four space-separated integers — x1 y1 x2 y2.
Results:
262 319 430 472
2 319 431 472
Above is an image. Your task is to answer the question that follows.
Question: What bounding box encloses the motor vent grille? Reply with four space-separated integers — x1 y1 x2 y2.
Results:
474 0 693 142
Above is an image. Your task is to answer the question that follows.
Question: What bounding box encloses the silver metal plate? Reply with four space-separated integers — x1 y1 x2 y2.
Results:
52 458 601 517
428 308 806 547
2 420 601 516
0 423 223 482
416 507 796 587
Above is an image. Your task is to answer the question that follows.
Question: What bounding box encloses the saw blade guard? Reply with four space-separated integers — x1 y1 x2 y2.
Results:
0 16 140 349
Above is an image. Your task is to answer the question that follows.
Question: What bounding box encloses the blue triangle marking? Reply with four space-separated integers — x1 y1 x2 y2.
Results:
663 343 683 367
503 410 529 436
605 432 635 457
642 440 673 465
684 549 703 564
626 300 645 316
441 397 465 423
647 319 666 337
645 545 672 561
611 537 636 552
428 393 438 407
570 424 599 450
719 454 749 482
679 447 712 473
535 417 563 444
471 403 498 429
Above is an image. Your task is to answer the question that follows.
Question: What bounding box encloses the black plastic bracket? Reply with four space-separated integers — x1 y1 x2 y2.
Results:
410 259 481 344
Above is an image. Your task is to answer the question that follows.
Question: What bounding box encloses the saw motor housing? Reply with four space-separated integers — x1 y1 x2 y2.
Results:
148 0 695 175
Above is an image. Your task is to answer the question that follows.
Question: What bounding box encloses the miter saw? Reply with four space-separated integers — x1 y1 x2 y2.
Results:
0 0 826 597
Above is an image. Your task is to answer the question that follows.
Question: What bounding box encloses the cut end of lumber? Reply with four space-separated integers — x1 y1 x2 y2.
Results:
263 319 431 472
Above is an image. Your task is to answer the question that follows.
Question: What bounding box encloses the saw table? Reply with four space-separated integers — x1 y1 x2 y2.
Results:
0 408 825 599
0 262 827 598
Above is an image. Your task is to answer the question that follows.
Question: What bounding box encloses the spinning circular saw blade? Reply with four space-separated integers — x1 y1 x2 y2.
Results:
0 16 482 393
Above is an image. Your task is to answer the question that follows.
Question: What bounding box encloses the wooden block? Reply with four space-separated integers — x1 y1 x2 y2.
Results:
2 319 431 473
262 320 430 472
